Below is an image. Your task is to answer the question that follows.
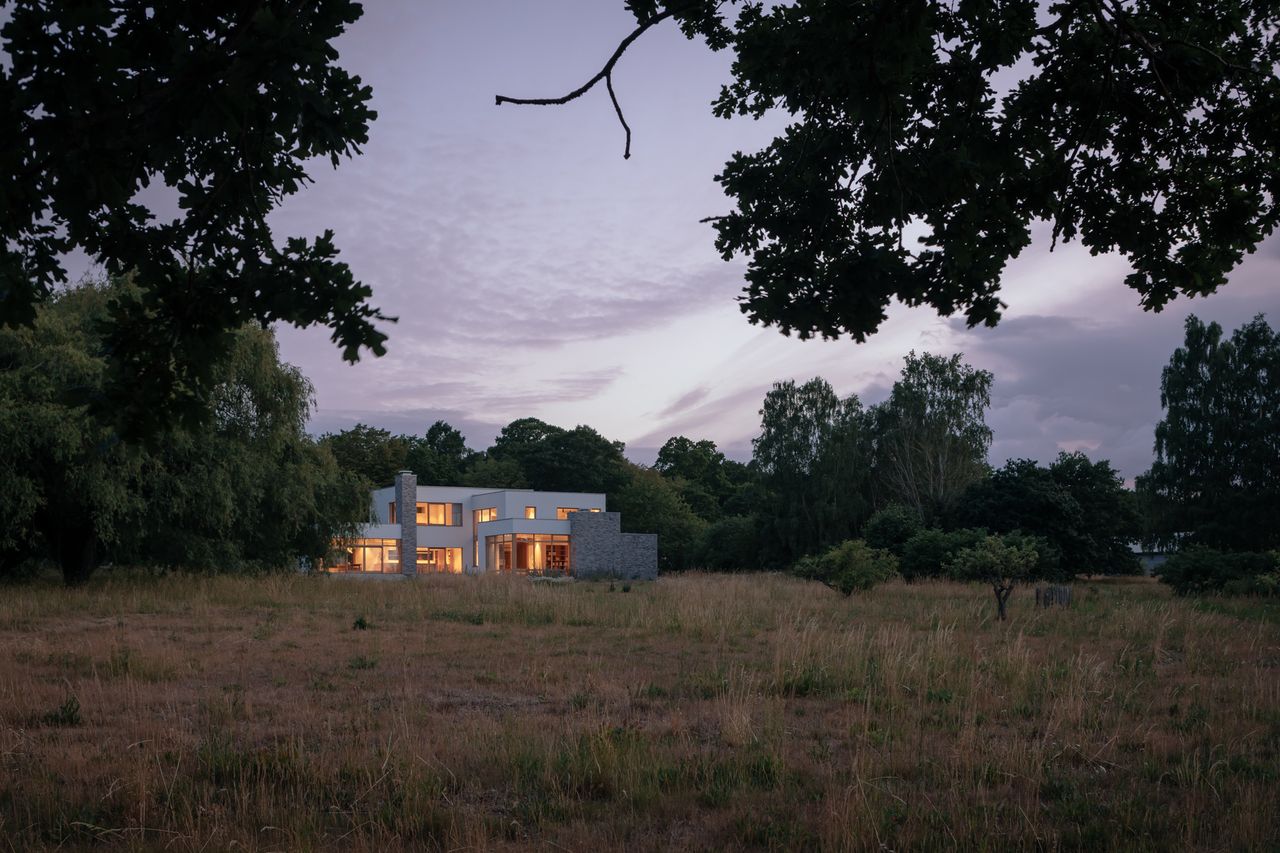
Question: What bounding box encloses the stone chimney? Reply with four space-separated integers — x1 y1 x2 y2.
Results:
394 470 417 575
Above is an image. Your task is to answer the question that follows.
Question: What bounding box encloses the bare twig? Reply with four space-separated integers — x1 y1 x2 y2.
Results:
605 71 633 159
494 8 679 158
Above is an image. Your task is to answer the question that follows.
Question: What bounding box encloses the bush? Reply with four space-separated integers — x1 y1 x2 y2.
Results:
862 504 922 556
793 539 898 596
1159 548 1280 596
899 528 986 581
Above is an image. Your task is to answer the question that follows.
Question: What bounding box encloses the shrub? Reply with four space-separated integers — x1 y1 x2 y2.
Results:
899 528 985 581
862 505 922 556
793 539 898 596
1160 548 1280 596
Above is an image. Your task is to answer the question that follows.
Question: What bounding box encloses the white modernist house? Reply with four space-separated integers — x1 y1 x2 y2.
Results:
327 471 657 579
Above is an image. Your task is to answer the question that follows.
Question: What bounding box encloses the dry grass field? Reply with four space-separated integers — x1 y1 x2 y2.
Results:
0 572 1277 851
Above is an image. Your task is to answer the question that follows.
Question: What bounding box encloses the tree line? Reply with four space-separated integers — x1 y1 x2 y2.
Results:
4 279 1275 599
319 350 1141 586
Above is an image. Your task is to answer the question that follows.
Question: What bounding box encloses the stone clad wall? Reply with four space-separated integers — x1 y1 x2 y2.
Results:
395 471 417 575
619 533 658 581
569 512 658 580
568 511 620 579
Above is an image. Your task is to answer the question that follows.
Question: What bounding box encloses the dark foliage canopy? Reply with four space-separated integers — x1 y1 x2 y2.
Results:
509 1 1280 340
1137 314 1280 551
953 453 1140 575
1 1 384 433
1159 548 1279 596
0 279 365 585
753 377 873 564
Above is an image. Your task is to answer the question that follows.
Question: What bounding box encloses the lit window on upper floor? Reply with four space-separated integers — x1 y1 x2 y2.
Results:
555 507 601 519
416 502 462 526
475 507 497 524
525 506 536 519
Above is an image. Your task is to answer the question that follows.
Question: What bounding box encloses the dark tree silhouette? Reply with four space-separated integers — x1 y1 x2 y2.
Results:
499 2 1280 342
2 1 384 434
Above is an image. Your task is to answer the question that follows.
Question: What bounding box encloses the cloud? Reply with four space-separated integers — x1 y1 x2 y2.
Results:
656 384 711 419
629 381 772 450
946 252 1280 480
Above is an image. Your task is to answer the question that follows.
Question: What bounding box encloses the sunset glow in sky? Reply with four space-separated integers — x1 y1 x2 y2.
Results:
264 1 1280 480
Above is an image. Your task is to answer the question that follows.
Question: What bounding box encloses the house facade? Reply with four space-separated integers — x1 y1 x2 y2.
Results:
327 471 657 579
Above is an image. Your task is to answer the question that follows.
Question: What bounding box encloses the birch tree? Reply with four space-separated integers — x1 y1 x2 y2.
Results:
872 352 993 520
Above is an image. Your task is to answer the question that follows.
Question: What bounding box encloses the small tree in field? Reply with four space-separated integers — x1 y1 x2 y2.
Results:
948 535 1040 621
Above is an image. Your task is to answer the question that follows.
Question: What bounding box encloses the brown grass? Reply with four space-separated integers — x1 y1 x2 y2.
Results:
0 572 1277 851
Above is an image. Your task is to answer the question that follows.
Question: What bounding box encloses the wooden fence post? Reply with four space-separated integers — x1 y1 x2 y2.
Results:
1035 584 1072 608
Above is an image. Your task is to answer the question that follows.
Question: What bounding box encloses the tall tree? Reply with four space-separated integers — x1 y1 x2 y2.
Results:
872 351 992 520
1137 315 1280 551
500 2 1279 341
405 420 477 485
752 377 872 564
612 466 708 571
0 282 146 583
0 278 364 584
953 453 1140 575
1047 451 1140 575
537 426 632 495
1 1 384 433
654 435 743 520
490 418 631 495
321 424 409 489
123 326 367 572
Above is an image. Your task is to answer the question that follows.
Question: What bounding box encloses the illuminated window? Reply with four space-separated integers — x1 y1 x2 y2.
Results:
416 547 464 574
525 506 536 519
555 507 578 520
416 502 462 526
485 533 571 575
327 538 401 574
389 501 397 524
475 507 497 523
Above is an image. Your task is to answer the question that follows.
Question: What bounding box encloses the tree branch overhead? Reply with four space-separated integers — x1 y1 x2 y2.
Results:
494 9 677 159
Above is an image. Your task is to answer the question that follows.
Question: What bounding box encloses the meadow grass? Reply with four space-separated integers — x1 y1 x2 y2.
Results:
0 572 1276 851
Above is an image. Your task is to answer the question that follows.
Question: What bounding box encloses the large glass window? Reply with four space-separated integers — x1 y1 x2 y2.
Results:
555 507 602 519
328 538 401 573
485 534 571 575
416 502 462 526
416 547 463 574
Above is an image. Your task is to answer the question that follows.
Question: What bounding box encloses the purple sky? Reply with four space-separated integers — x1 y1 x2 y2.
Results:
263 1 1280 480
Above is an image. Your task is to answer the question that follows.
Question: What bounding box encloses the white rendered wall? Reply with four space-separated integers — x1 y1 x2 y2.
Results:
355 483 607 572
